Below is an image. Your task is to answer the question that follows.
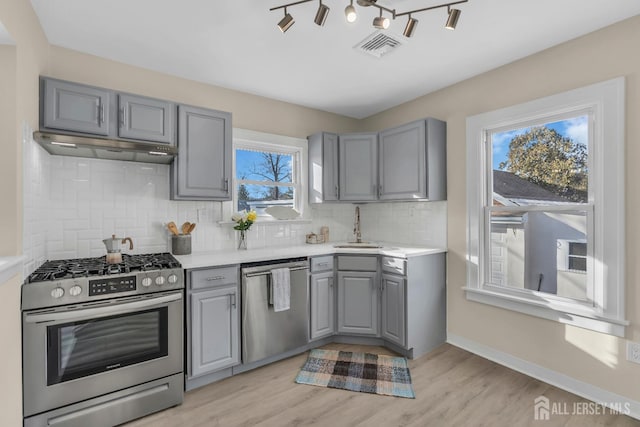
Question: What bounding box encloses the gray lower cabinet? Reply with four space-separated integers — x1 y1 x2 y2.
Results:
380 272 406 347
171 105 232 200
308 132 339 202
337 270 378 335
187 266 240 384
41 77 110 135
338 133 378 202
117 93 175 144
310 270 335 340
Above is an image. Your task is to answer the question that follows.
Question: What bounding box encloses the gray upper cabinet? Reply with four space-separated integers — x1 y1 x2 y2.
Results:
117 94 175 144
171 105 232 200
379 118 446 201
42 78 110 136
308 132 339 202
338 133 378 202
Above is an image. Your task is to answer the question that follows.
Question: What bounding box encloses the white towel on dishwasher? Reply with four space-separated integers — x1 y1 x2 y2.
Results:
271 267 291 312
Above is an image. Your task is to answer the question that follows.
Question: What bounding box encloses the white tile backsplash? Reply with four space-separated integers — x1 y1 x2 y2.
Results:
23 136 447 276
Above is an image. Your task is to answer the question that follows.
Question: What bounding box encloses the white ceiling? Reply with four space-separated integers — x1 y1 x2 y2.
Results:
30 0 640 119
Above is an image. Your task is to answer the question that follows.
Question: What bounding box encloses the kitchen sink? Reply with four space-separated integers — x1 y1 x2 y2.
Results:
333 242 383 249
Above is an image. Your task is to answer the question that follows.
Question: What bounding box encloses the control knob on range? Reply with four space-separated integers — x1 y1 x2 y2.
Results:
167 274 178 284
69 285 82 296
155 276 166 286
51 287 65 299
141 277 153 287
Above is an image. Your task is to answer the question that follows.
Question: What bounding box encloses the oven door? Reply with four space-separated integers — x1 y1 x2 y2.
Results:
23 290 183 417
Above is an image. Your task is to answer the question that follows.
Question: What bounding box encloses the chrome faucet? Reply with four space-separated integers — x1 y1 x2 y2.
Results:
353 206 362 243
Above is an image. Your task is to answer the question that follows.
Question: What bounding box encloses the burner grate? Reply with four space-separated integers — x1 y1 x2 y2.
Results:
27 253 181 283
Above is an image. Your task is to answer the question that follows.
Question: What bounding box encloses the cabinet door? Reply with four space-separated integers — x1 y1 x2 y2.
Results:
42 78 110 135
190 286 239 377
381 273 406 347
118 94 175 144
379 120 426 200
337 271 378 335
172 105 232 200
308 132 339 202
310 271 335 340
338 133 378 201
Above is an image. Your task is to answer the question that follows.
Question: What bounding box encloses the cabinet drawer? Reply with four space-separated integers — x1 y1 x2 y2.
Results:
337 255 377 271
311 256 334 272
189 265 238 290
381 256 406 275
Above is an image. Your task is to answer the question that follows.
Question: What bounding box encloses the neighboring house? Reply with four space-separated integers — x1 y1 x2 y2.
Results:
490 170 588 300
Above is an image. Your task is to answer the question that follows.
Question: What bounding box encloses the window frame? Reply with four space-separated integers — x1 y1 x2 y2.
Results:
465 78 627 337
232 129 305 220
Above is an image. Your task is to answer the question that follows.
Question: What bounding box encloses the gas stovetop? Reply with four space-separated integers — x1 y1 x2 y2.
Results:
27 253 181 283
22 253 184 311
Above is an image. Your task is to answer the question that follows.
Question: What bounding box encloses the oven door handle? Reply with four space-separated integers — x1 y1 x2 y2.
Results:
24 292 182 324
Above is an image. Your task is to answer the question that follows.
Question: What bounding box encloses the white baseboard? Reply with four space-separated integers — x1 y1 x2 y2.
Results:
447 333 640 421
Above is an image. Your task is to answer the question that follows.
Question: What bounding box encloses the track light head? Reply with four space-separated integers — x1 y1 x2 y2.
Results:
372 10 390 29
445 7 461 30
345 1 357 23
403 16 418 37
314 2 330 26
278 9 295 33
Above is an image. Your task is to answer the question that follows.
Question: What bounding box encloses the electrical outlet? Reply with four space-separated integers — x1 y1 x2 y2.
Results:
627 341 640 364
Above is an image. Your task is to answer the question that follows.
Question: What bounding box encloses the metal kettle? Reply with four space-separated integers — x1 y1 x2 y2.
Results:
102 234 134 264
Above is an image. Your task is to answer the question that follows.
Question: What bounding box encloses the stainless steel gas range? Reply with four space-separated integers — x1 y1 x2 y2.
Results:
22 253 185 427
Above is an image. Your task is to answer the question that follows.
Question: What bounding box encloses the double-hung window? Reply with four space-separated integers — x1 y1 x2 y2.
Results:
233 130 302 217
465 78 627 336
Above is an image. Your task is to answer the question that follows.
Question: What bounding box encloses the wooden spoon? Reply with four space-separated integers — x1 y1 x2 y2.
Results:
181 222 191 235
167 221 179 236
187 223 196 234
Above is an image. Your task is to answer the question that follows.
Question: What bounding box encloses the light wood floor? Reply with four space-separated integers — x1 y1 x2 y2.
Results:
125 343 639 427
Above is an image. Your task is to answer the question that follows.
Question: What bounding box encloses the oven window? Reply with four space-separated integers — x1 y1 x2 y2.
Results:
47 308 168 385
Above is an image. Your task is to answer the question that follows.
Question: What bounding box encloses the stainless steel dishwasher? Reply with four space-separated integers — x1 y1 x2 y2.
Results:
241 257 309 364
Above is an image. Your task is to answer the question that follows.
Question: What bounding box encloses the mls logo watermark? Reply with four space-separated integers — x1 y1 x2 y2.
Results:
534 396 550 421
533 395 631 420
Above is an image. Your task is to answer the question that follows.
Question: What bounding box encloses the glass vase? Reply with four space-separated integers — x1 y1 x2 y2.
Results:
238 229 248 250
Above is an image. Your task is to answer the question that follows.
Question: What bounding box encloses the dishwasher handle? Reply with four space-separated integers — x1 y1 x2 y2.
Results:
243 265 308 278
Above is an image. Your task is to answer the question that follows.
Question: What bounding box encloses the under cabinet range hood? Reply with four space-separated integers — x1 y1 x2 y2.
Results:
33 131 177 165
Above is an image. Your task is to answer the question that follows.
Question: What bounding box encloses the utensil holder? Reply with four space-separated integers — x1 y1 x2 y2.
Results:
171 234 191 255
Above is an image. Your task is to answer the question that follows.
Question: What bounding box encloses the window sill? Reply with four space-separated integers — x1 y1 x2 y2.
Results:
463 286 628 337
217 218 312 227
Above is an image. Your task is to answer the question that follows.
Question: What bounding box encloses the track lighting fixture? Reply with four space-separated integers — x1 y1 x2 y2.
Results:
314 1 330 26
372 10 389 29
269 0 468 37
445 6 461 30
344 0 357 23
403 15 418 38
277 8 295 32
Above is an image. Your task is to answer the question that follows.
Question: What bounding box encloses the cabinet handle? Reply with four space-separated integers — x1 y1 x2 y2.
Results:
230 294 236 308
335 185 339 199
329 278 333 288
120 106 126 128
96 102 103 126
378 184 383 197
317 262 329 267
206 276 225 281
223 178 229 192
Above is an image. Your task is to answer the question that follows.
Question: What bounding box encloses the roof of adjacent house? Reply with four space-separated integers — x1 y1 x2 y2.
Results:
493 170 570 203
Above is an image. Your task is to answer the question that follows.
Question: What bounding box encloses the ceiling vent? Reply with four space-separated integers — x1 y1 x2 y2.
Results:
354 30 404 58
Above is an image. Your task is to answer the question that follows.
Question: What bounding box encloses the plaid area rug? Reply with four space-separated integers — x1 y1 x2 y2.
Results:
294 349 415 399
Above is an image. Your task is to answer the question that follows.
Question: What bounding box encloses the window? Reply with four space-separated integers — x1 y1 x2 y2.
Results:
233 130 303 217
465 78 627 336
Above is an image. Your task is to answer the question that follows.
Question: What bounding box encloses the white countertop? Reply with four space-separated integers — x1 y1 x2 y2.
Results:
174 243 446 270
0 256 23 286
